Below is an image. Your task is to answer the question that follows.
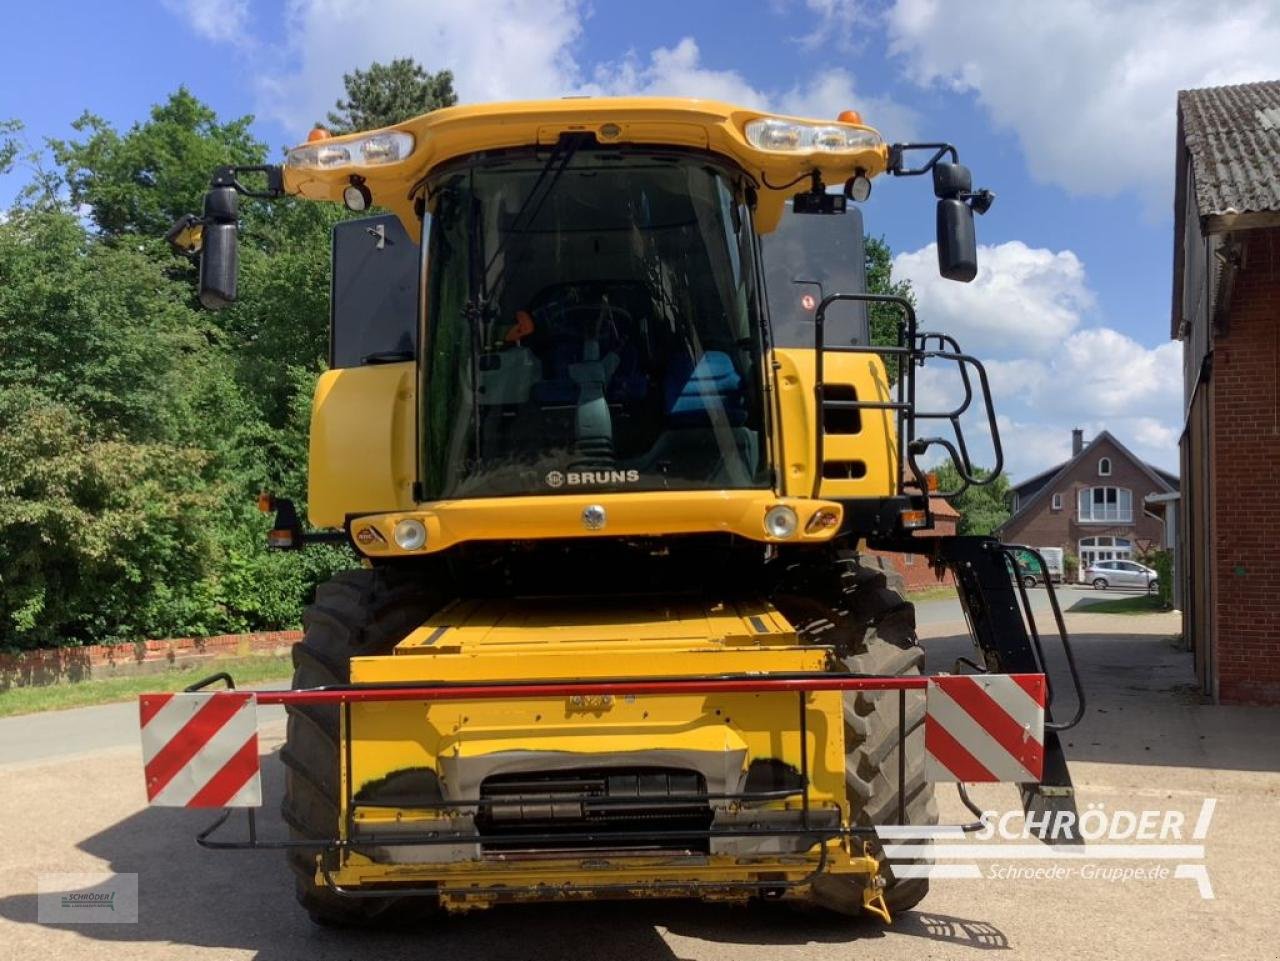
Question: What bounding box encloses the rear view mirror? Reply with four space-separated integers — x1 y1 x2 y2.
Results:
198 185 239 310
933 162 977 282
936 198 977 282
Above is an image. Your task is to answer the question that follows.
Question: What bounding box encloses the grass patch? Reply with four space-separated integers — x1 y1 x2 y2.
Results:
907 585 958 603
0 654 294 718
1068 594 1166 615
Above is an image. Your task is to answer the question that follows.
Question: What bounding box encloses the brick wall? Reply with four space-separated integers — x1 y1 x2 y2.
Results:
0 631 302 690
1210 226 1280 704
864 501 958 592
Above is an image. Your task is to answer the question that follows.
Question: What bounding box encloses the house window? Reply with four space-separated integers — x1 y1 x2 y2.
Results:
1051 493 1063 510
1078 486 1132 523
1098 457 1112 476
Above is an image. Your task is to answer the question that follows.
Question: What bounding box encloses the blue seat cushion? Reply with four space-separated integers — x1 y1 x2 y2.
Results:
664 351 747 427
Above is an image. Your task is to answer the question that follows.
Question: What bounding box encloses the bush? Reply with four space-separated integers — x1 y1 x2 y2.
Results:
1144 548 1174 609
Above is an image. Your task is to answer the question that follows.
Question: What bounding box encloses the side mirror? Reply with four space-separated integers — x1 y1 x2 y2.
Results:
933 162 977 282
936 198 977 282
198 186 239 309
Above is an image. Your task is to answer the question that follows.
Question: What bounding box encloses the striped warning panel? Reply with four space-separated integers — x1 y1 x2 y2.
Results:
924 674 1045 783
139 691 262 807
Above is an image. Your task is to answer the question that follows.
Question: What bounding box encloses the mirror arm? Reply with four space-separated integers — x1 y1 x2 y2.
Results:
210 164 285 199
887 142 959 177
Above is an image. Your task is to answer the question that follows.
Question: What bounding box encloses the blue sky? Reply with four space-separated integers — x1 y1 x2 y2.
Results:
3 0 1277 477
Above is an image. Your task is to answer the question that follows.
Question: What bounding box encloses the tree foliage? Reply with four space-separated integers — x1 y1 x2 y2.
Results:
52 88 265 238
0 62 461 651
865 235 914 380
931 463 1012 536
325 58 457 134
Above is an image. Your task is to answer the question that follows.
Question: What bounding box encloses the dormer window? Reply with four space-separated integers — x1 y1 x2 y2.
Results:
1098 457 1112 477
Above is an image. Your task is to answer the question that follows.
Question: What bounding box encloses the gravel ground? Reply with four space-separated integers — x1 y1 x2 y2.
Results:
1 609 1277 961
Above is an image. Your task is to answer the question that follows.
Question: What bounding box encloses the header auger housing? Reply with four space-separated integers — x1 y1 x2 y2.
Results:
147 97 1080 927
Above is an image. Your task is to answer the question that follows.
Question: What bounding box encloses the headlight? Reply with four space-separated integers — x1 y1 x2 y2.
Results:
743 117 882 153
393 518 427 550
764 505 799 539
286 131 415 169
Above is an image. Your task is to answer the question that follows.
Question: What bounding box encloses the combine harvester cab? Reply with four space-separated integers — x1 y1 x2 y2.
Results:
145 98 1084 925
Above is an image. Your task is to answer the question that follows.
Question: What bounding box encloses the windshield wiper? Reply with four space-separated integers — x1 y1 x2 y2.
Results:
481 132 592 301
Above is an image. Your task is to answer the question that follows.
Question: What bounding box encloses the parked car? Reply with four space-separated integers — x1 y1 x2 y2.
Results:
1085 560 1158 592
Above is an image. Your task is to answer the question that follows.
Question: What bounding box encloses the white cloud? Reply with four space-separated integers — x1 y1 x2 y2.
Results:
254 0 585 132
174 2 914 142
165 0 249 45
791 0 865 50
898 239 1180 477
586 38 769 106
589 39 918 140
887 0 1280 212
894 241 1092 355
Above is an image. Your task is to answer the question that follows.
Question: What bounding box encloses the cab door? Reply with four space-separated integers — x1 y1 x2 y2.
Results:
762 202 897 500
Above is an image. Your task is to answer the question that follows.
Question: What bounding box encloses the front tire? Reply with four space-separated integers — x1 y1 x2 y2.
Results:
281 567 448 926
774 556 937 915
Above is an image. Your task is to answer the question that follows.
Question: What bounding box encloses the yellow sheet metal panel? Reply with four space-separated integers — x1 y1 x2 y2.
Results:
771 347 898 500
281 98 890 236
329 846 881 900
308 362 417 527
392 597 796 654
348 491 843 555
360 647 824 684
337 611 867 898
345 684 846 812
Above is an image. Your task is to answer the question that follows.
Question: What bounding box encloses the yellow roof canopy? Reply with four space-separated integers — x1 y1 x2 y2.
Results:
280 97 889 233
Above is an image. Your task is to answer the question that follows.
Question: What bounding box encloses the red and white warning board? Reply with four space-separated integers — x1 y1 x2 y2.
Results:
139 691 262 807
924 674 1045 783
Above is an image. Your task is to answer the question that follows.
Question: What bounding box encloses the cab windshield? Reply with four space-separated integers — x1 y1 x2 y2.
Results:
421 146 769 499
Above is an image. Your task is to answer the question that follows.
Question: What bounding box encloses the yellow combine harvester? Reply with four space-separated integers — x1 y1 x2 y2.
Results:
151 97 1082 927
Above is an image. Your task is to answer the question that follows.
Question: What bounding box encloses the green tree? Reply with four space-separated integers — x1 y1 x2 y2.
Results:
931 462 1011 536
865 235 914 380
51 87 265 239
0 386 223 648
325 58 457 134
0 88 354 650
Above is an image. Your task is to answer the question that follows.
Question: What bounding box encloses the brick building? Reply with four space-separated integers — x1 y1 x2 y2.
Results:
996 429 1177 578
865 495 959 591
1172 81 1280 704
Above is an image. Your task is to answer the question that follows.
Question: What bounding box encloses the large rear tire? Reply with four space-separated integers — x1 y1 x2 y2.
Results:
280 567 447 926
774 555 938 915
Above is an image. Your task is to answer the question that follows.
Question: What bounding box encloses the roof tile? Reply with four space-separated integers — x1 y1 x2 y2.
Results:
1179 81 1280 217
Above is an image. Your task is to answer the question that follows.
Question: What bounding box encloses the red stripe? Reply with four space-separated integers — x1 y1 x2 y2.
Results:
138 693 174 729
925 717 997 781
185 735 260 807
1011 673 1046 704
937 675 1043 774
144 694 251 801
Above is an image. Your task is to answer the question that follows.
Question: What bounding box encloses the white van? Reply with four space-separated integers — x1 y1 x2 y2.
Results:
1014 546 1065 586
